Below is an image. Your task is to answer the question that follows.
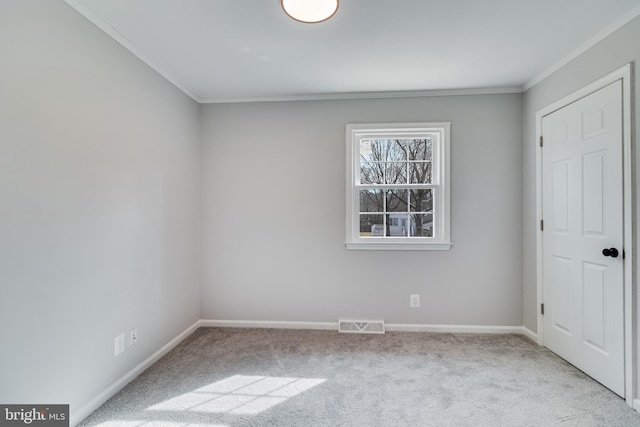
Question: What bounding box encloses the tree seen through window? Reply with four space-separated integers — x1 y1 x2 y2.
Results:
359 138 434 237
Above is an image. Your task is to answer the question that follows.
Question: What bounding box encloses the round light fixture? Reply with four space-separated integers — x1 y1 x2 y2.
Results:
281 0 339 23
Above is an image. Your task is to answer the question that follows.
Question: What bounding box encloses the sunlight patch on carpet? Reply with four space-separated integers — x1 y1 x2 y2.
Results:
146 375 326 415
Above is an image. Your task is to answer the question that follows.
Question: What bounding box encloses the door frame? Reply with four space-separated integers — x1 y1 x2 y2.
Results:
535 63 634 404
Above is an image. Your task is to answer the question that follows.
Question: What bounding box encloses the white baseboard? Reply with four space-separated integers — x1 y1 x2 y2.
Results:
633 399 640 413
202 319 536 338
70 319 202 427
521 327 539 343
385 323 531 335
200 319 337 330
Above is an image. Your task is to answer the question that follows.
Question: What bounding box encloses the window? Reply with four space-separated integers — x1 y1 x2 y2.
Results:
345 122 451 250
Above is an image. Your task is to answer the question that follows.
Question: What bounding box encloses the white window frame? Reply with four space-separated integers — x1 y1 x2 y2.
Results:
345 122 452 251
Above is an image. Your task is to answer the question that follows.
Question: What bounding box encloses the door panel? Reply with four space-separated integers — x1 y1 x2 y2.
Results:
542 80 624 396
552 161 569 232
582 262 606 352
551 255 571 335
582 152 605 235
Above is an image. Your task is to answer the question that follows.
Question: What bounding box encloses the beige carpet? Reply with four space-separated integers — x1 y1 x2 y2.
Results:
79 327 640 426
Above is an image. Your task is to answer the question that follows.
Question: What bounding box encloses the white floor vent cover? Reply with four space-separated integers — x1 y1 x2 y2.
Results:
338 319 385 334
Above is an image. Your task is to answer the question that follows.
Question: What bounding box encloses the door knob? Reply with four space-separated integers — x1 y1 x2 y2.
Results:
602 248 619 258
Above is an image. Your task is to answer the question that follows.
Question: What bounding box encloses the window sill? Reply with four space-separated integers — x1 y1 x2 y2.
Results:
345 241 452 251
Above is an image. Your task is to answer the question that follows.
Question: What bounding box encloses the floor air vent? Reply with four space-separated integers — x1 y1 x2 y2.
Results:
338 319 385 334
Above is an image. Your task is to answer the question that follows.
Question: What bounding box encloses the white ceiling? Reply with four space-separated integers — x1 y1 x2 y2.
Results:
65 0 640 103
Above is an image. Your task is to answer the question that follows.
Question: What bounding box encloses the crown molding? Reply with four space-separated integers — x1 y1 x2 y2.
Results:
199 86 523 104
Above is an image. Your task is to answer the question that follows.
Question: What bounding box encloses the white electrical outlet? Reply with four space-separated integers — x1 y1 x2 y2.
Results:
129 327 138 346
114 334 125 356
410 294 420 308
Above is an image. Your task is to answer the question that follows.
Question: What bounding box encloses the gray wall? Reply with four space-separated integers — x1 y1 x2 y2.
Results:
0 0 201 413
201 95 523 326
15 0 638 416
522 15 640 333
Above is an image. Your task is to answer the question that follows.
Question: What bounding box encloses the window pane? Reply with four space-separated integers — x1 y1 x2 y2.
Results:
411 213 434 237
386 139 407 161
388 214 410 236
408 161 432 184
371 139 388 160
410 189 433 212
369 139 383 159
406 138 432 161
360 162 383 184
359 189 384 212
360 214 384 237
386 189 408 213
365 139 407 162
385 162 407 184
359 139 373 162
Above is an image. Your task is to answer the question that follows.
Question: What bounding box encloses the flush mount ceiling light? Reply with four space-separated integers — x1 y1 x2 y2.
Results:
281 0 339 23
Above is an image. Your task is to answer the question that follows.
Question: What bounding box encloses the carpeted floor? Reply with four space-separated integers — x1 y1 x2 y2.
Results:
79 327 640 426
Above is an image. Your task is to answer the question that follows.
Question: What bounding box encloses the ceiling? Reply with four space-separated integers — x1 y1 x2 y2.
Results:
65 0 640 103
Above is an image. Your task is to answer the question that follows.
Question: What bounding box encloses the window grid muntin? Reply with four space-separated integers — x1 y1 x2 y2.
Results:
355 132 439 240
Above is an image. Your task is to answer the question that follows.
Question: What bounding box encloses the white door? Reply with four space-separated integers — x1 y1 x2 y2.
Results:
542 80 624 396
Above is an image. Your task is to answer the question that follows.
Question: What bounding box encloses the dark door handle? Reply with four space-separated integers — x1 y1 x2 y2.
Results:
602 248 619 258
